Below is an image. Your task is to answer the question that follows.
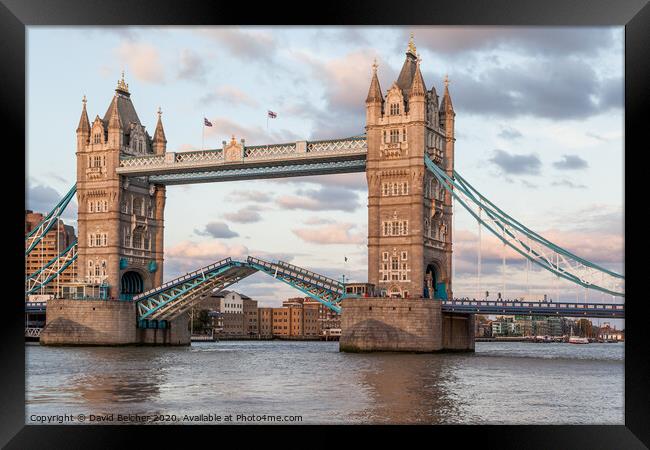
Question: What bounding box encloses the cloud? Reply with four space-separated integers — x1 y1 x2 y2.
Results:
194 221 239 239
553 154 589 170
299 50 382 139
551 179 587 189
489 149 542 175
270 172 367 191
407 27 618 57
303 217 336 225
177 49 207 82
423 59 621 120
223 207 262 224
196 28 278 63
199 85 259 108
226 190 273 203
165 240 249 278
204 116 300 146
276 186 361 212
114 42 165 83
292 223 366 245
498 126 523 140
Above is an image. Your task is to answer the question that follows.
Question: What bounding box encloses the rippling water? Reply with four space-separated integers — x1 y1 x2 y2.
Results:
26 341 624 424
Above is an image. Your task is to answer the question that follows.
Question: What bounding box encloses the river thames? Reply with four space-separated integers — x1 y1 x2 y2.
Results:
25 341 623 424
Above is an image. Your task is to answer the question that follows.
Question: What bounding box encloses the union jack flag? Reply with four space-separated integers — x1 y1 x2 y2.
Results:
204 117 213 127
267 110 277 119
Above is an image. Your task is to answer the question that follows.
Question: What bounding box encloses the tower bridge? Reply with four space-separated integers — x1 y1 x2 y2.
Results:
27 36 624 350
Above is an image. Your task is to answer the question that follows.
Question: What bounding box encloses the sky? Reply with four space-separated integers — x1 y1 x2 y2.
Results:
26 26 624 317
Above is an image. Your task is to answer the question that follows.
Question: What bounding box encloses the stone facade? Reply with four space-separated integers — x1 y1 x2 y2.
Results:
75 75 167 300
365 36 455 300
339 297 474 353
339 297 442 352
40 298 189 346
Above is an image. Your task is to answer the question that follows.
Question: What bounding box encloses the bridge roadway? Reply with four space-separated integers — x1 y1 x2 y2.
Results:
26 299 625 319
115 136 368 184
441 299 624 319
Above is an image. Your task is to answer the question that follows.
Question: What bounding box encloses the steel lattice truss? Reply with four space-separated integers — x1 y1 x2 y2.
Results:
247 256 346 313
442 299 624 319
25 184 77 255
146 159 367 185
25 241 78 296
424 155 625 298
135 258 257 321
135 256 348 321
116 136 368 184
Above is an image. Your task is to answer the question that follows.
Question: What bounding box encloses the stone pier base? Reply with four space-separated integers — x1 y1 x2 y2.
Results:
339 297 474 353
40 299 190 346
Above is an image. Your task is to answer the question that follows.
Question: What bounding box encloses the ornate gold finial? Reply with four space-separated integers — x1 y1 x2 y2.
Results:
372 58 378 74
407 32 417 55
117 70 129 93
82 95 87 105
157 106 162 117
444 74 450 89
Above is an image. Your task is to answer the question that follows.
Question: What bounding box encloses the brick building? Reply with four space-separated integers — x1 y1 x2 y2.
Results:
25 210 78 296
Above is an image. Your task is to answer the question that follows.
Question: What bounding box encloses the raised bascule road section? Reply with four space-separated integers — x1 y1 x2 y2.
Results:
28 36 624 350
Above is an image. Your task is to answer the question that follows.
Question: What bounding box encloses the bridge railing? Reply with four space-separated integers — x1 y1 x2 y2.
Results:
118 137 368 171
247 257 343 293
133 257 233 301
442 300 624 311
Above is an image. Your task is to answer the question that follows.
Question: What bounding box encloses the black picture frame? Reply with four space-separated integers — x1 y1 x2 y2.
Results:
2 0 647 447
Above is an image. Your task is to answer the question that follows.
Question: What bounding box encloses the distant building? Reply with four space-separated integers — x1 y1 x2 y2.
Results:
258 307 273 337
197 290 253 337
25 210 78 296
242 297 258 336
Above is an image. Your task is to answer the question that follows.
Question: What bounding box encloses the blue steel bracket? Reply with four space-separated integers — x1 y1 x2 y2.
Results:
246 257 343 313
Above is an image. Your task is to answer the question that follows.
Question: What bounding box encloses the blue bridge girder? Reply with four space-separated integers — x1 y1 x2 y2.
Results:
134 256 350 321
441 300 624 319
146 159 366 185
116 136 368 185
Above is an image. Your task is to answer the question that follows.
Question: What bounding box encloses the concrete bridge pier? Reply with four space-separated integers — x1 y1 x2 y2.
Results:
39 299 190 346
339 298 474 353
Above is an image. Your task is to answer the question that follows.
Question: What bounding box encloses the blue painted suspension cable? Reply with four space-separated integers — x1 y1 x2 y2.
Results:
25 184 77 255
424 156 624 297
453 170 623 279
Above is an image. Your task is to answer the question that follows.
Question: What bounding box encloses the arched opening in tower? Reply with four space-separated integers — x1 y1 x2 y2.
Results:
121 271 144 300
425 264 438 299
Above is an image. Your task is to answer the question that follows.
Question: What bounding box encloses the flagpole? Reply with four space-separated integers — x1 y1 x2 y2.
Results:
202 116 205 150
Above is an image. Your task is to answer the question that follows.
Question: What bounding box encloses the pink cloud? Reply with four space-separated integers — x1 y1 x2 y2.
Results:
292 223 366 245
115 42 165 83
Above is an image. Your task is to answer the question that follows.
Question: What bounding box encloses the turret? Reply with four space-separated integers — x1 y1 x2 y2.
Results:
440 75 455 174
76 95 90 150
409 55 426 121
365 59 383 126
107 95 123 148
152 107 167 155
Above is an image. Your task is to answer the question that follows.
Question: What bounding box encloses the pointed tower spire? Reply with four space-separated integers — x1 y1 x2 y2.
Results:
107 96 122 130
407 32 417 57
76 95 90 134
366 58 383 103
153 107 167 155
410 55 426 97
441 74 454 111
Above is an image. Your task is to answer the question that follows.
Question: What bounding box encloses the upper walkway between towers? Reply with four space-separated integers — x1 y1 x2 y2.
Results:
115 136 368 184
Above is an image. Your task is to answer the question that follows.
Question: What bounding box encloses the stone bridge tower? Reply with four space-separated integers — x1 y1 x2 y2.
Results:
75 74 166 299
366 36 455 300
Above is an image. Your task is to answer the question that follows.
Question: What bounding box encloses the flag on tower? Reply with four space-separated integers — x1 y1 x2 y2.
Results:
204 117 213 127
344 256 348 262
267 110 277 119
